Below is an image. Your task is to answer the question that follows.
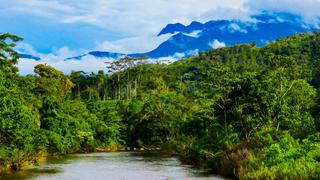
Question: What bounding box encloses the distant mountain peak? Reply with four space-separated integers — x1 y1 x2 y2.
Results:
70 11 319 60
19 54 41 61
188 21 204 29
158 23 186 36
21 11 320 62
88 51 124 58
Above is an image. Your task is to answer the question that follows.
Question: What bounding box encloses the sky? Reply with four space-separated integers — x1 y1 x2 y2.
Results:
1 0 320 74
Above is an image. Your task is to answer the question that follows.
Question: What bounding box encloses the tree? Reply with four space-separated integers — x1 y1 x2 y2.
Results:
106 56 148 100
0 33 42 169
34 64 74 100
0 33 22 75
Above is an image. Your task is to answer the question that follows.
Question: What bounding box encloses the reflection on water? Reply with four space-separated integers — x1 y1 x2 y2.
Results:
0 152 225 180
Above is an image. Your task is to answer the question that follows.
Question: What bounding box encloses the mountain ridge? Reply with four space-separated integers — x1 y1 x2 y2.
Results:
20 11 319 61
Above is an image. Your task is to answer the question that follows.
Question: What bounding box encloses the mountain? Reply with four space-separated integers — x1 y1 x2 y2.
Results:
21 11 320 61
148 11 317 58
158 23 187 36
19 54 41 61
65 51 125 61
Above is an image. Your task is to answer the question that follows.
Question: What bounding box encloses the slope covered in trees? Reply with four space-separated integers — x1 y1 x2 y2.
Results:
1 32 320 178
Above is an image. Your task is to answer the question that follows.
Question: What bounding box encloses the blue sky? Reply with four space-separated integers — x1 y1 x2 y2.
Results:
0 0 248 54
1 0 320 74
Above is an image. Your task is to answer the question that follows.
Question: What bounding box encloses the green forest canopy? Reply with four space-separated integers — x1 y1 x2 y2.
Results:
1 32 320 178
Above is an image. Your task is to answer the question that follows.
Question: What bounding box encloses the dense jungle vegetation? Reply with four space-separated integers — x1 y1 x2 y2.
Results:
2 32 320 179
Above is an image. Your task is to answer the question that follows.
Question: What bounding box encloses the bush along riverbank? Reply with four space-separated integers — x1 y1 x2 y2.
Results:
2 32 320 178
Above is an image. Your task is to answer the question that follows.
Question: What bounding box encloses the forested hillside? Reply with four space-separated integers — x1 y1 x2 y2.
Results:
2 32 320 179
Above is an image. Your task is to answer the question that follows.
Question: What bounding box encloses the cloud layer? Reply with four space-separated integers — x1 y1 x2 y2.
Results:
209 40 226 49
97 34 173 54
246 0 320 24
1 0 247 37
3 0 320 54
17 56 108 75
3 0 320 74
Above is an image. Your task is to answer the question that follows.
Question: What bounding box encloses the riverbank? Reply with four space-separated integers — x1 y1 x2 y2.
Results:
0 151 48 175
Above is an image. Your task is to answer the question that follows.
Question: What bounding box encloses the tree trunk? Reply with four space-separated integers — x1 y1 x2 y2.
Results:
118 73 120 100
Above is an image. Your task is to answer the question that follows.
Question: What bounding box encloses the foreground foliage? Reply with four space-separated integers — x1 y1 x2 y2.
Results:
2 32 320 178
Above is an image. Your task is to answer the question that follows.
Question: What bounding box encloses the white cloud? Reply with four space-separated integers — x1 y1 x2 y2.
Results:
50 47 84 60
5 0 76 18
245 0 320 24
16 43 39 56
16 43 98 75
154 49 200 62
97 34 172 54
151 57 179 65
17 42 86 62
16 42 185 75
209 40 226 49
173 52 186 59
2 0 248 37
17 56 108 75
17 54 181 75
186 49 200 56
202 6 252 22
17 58 40 75
53 56 108 74
183 30 203 38
228 23 248 33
